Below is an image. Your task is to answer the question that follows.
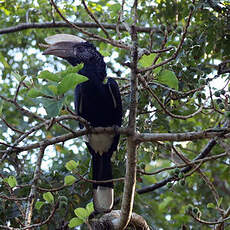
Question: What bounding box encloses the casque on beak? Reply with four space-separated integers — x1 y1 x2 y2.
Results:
42 34 86 58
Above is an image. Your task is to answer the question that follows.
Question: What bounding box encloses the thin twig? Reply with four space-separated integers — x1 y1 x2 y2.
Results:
14 81 22 102
149 81 204 97
136 135 220 194
0 174 26 218
82 0 110 39
23 202 59 230
138 74 207 120
172 146 220 207
138 2 195 73
73 170 124 184
116 0 125 39
1 117 25 134
49 0 129 50
215 207 230 230
138 152 228 175
190 212 230 225
0 94 44 122
0 194 28 201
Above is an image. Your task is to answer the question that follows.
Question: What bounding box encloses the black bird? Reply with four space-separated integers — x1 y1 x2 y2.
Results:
43 34 122 212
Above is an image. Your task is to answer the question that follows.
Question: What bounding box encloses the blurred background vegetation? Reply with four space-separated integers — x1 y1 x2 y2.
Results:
0 0 230 229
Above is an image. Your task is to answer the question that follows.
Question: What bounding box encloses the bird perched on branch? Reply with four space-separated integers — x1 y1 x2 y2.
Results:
43 34 122 213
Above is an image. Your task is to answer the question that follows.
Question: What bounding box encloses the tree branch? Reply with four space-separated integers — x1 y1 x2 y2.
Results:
138 152 228 176
0 22 158 35
25 145 46 226
49 0 129 50
136 138 217 194
138 74 206 120
1 125 230 158
138 1 195 74
118 1 139 228
136 119 230 194
136 127 230 143
82 0 110 39
90 210 150 230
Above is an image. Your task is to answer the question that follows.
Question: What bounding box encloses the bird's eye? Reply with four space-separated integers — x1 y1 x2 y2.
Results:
76 46 84 53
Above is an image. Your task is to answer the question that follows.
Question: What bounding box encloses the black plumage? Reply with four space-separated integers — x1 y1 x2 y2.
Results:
43 34 122 212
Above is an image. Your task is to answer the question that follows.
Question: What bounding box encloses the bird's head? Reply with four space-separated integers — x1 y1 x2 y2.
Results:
42 34 102 66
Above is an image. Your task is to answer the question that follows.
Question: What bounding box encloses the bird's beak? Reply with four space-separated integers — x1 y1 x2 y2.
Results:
42 42 75 58
42 34 86 58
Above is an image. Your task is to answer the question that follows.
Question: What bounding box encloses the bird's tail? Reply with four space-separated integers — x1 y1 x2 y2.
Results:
88 145 114 213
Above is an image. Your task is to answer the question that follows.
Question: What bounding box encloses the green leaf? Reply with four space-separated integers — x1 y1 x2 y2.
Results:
217 197 223 207
139 53 156 67
110 3 121 13
74 207 89 220
48 85 58 95
57 73 88 95
159 197 173 211
40 85 56 97
207 203 216 209
157 70 178 90
35 201 45 210
139 54 156 67
58 196 68 202
0 102 3 116
40 98 64 117
20 75 27 81
99 43 112 57
59 64 84 78
7 176 17 188
65 160 79 171
38 70 61 82
11 72 22 82
86 202 94 215
64 175 76 186
0 52 10 69
43 192 54 203
27 88 43 98
139 53 162 73
68 217 84 228
99 50 111 57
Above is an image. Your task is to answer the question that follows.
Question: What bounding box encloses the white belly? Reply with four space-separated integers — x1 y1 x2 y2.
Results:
88 133 114 155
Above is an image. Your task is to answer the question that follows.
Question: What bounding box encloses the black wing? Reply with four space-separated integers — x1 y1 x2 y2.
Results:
106 77 122 152
107 77 122 127
74 84 84 129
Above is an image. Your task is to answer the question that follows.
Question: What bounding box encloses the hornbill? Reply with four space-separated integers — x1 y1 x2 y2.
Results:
43 34 122 213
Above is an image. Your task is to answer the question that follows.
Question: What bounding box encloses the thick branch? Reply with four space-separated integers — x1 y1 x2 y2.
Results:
136 128 230 143
118 3 139 228
90 210 150 230
1 126 230 157
25 145 46 226
0 22 158 35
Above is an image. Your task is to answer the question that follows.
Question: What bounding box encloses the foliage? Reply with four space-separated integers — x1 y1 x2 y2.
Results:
0 0 230 229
